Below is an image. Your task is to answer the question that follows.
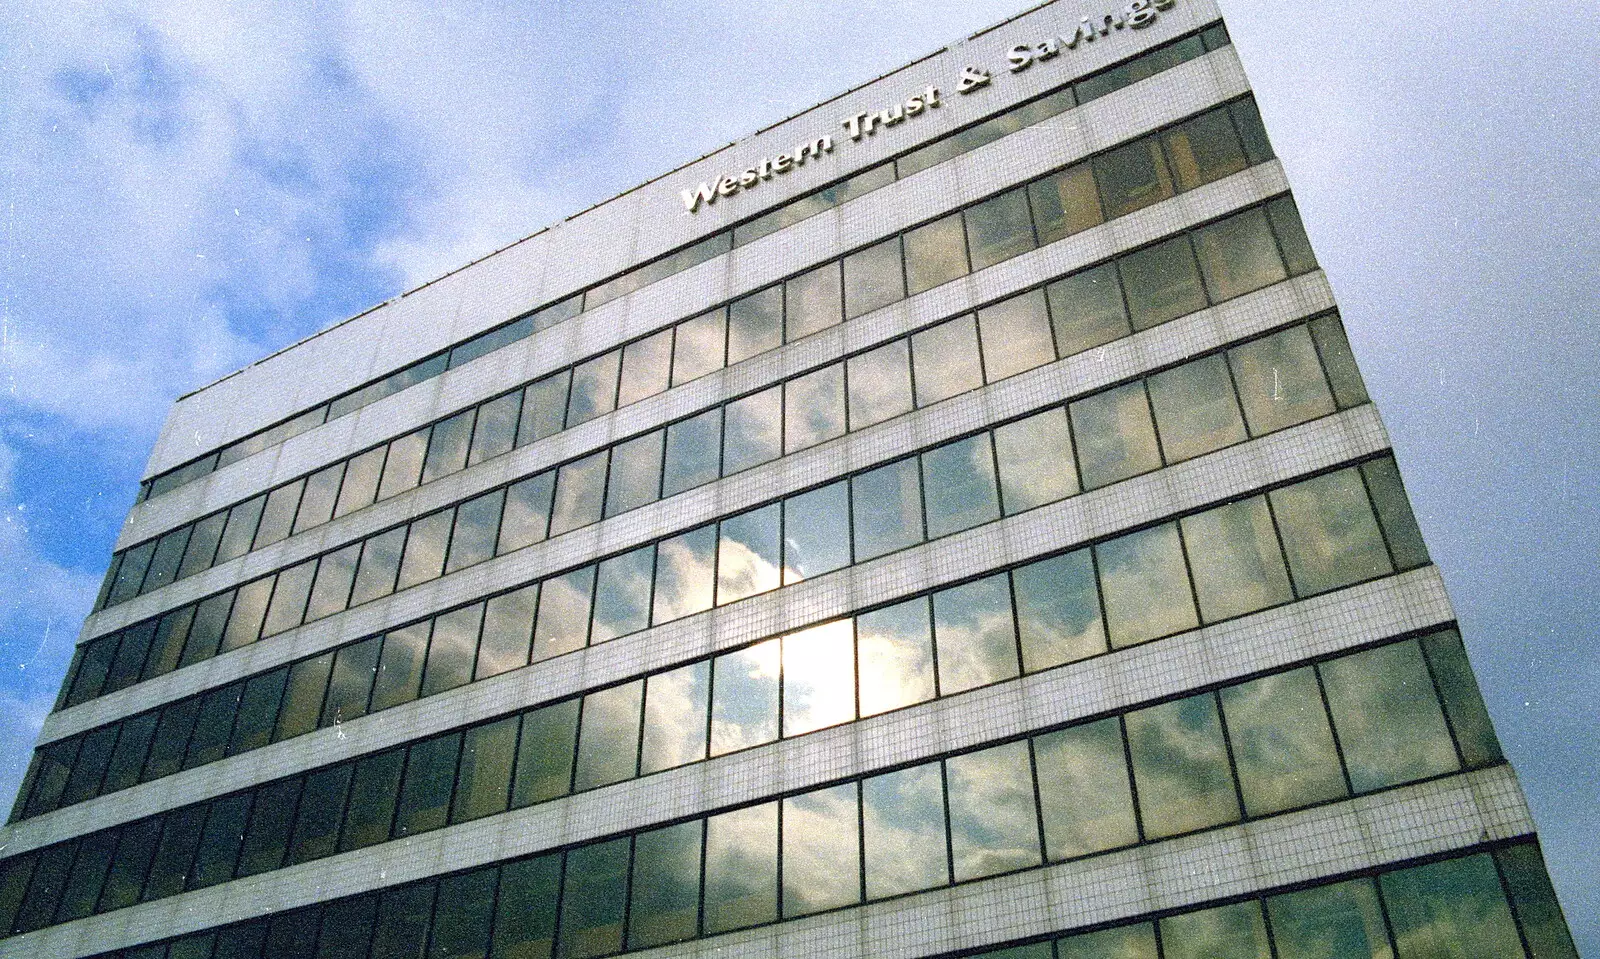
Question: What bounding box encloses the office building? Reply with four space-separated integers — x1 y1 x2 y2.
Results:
0 0 1576 955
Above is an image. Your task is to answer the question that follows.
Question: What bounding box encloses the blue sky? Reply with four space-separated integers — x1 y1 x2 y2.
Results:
1 0 1595 947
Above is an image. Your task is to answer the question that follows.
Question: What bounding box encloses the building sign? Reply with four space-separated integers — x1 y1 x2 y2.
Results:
680 0 1178 214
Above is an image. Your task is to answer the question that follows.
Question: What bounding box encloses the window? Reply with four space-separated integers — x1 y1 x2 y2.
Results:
977 288 1055 381
843 236 906 318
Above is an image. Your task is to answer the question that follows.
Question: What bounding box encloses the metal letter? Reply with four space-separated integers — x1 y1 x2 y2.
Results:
957 66 992 94
682 181 719 213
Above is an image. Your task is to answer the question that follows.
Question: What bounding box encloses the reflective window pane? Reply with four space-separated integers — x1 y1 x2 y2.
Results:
995 408 1078 515
252 480 303 550
1118 236 1207 332
710 639 779 756
1160 901 1271 959
518 371 570 446
717 504 781 604
533 566 595 661
109 539 155 604
664 408 723 493
727 286 783 365
452 717 517 824
672 308 726 387
1057 924 1158 959
1219 667 1347 817
857 597 935 717
105 712 160 791
430 869 494 959
627 822 702 949
1267 195 1318 275
1125 693 1240 839
978 288 1056 381
189 792 252 890
965 187 1036 270
378 429 429 500
492 856 559 959
851 457 923 561
1029 162 1103 245
421 411 474 485
1380 854 1524 959
446 488 503 573
476 584 537 680
862 762 948 899
652 524 716 623
512 701 578 807
1096 523 1199 648
142 527 191 593
639 661 709 774
558 839 629 959
911 315 984 406
704 802 778 933
1309 314 1369 409
1421 629 1502 766
574 680 642 791
933 574 1019 694
1228 325 1336 436
1070 381 1162 490
499 473 555 554
782 783 860 917
1230 97 1275 164
178 513 227 579
846 339 914 430
351 527 406 606
903 212 970 295
1161 107 1248 192
468 392 522 467
1181 496 1294 622
274 653 333 742
782 620 856 737
1147 354 1248 462
397 511 452 591
947 741 1042 881
782 480 851 585
1194 206 1289 303
1270 468 1392 595
591 545 654 643
1361 458 1429 570
1094 136 1175 219
1034 718 1138 860
370 622 428 712
290 763 353 863
921 434 1001 539
306 543 360 621
335 447 385 518
1012 550 1105 672
1047 263 1130 358
549 451 607 536
784 364 846 453
604 431 663 518
215 496 265 565
617 329 673 408
1496 844 1580 959
843 236 905 318
1267 878 1394 959
261 561 315 636
322 636 381 727
1320 640 1458 792
394 732 460 837
566 350 621 426
785 263 842 341
421 604 482 698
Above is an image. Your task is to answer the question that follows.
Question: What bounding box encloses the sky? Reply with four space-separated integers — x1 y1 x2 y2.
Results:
1 0 1596 947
